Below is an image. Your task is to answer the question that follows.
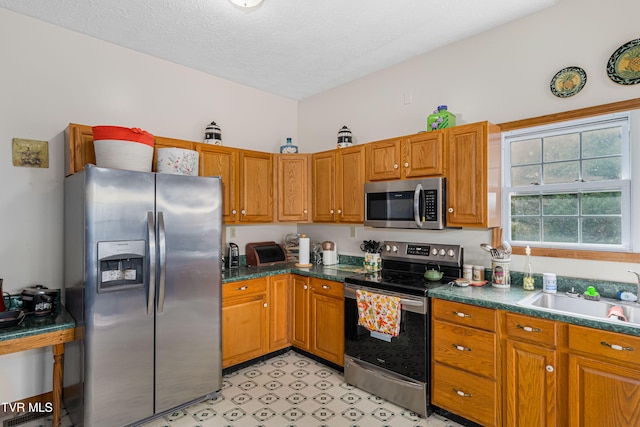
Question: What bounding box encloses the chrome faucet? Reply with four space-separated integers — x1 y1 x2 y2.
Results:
628 270 640 303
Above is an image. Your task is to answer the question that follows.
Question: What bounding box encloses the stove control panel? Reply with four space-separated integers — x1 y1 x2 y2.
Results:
381 240 463 266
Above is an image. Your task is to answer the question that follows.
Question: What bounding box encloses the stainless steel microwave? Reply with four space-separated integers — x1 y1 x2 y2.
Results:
364 178 446 229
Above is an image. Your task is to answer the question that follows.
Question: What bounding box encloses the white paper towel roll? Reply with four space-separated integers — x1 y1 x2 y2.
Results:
298 237 310 265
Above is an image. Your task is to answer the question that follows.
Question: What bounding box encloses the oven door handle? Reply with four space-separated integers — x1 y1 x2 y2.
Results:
399 298 424 307
413 183 424 228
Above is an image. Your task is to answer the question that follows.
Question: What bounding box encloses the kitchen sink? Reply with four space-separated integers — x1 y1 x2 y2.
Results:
517 290 640 327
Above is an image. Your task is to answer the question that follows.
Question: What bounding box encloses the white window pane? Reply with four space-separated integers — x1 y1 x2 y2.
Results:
543 217 578 242
543 133 579 162
511 138 541 166
511 217 540 241
582 217 622 244
542 194 578 215
511 195 540 215
582 158 622 181
543 161 579 184
582 191 621 215
582 128 622 158
511 165 541 186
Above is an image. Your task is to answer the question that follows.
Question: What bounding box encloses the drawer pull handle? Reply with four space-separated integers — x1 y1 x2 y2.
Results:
322 285 331 290
453 344 471 352
453 388 472 397
453 311 471 318
601 341 634 352
517 324 542 333
236 286 248 291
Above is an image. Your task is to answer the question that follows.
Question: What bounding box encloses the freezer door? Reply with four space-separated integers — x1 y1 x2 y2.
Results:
83 167 155 427
155 174 223 412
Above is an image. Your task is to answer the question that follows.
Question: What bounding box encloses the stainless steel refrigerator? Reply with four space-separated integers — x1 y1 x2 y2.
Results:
63 165 222 427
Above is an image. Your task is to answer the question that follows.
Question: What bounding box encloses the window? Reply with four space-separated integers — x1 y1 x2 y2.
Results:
502 113 631 251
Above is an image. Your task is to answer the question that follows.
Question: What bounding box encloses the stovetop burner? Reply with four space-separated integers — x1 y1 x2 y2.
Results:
345 241 463 297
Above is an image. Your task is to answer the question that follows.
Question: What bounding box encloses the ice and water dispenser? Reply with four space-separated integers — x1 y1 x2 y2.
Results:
97 240 146 292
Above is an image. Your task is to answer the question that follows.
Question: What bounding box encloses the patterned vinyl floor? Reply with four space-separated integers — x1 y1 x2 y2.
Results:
17 350 464 427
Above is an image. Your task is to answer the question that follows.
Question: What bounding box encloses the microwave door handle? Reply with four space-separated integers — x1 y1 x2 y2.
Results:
413 183 424 228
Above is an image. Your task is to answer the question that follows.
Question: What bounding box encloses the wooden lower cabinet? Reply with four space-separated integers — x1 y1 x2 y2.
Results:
291 276 344 366
431 299 499 426
269 274 291 352
503 313 561 427
222 278 269 368
567 324 640 427
291 275 310 350
223 274 344 369
309 278 344 366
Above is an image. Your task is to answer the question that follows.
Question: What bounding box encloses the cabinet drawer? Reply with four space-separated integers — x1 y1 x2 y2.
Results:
433 299 496 332
432 362 497 427
568 324 640 366
310 278 343 298
223 278 268 299
432 320 496 379
505 312 557 347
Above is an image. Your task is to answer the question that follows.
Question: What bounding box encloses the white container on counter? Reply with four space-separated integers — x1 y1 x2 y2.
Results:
543 273 557 293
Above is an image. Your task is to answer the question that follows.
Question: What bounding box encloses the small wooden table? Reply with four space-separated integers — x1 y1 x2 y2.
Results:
0 307 76 427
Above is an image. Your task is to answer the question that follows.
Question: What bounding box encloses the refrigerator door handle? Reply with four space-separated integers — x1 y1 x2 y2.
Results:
147 211 156 316
158 211 167 313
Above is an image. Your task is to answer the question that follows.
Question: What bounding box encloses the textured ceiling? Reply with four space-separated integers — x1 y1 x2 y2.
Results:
0 0 556 100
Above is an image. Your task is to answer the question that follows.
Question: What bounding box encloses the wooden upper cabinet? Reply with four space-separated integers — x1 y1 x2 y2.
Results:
312 146 364 223
239 149 273 223
65 123 95 176
366 131 444 182
446 121 501 228
365 138 402 181
198 144 239 223
403 131 444 178
336 145 365 223
311 150 336 222
275 154 311 222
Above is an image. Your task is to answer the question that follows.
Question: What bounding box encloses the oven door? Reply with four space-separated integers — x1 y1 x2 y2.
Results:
344 283 428 382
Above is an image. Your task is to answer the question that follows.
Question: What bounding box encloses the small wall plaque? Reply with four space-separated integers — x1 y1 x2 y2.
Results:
12 138 49 168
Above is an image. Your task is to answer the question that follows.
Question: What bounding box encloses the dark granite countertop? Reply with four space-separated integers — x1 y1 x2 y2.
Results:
0 304 76 343
429 284 640 337
222 262 364 283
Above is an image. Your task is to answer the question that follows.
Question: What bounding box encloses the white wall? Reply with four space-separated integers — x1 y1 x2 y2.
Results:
0 8 297 402
298 0 640 282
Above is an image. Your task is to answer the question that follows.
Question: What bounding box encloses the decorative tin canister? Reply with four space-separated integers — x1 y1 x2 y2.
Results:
427 105 456 131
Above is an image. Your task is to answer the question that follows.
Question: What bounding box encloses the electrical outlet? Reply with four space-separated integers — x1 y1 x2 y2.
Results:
350 226 357 238
229 227 236 238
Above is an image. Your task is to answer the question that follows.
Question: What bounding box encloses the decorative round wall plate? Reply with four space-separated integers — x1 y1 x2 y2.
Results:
607 38 640 85
550 66 587 98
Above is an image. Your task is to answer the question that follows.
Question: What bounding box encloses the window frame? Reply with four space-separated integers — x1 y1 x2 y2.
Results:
502 113 631 251
496 97 640 263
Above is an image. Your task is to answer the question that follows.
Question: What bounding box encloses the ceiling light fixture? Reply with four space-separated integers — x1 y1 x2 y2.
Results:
229 0 264 9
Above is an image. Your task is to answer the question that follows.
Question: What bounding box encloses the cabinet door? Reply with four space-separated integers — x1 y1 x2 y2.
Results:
446 122 501 228
505 339 557 427
312 151 336 222
403 131 444 178
310 279 344 366
275 154 310 222
65 123 95 176
336 145 365 223
198 144 239 223
239 150 273 222
222 292 268 368
568 354 640 427
291 275 310 350
153 137 196 172
365 139 402 181
269 275 290 351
